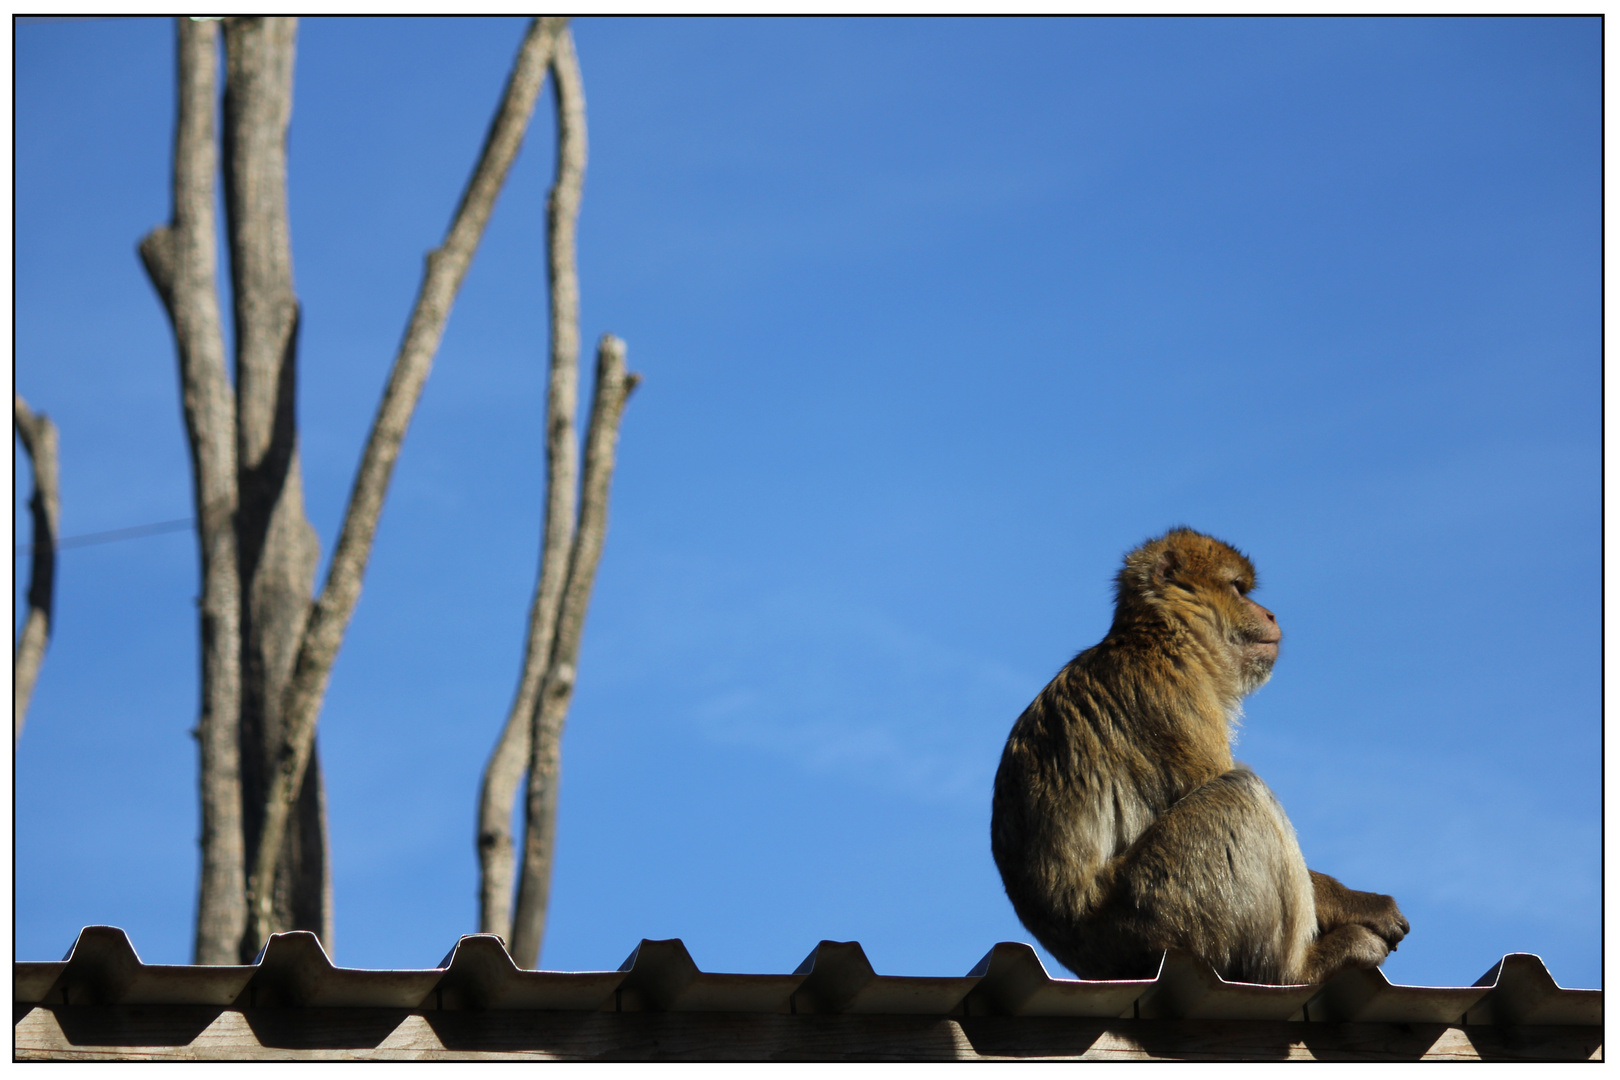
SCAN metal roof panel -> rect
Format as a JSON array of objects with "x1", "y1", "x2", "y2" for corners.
[{"x1": 13, "y1": 926, "x2": 1600, "y2": 1030}]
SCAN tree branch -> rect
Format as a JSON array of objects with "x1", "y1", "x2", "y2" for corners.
[
  {"x1": 14, "y1": 392, "x2": 59, "y2": 746},
  {"x1": 137, "y1": 16, "x2": 247, "y2": 965},
  {"x1": 478, "y1": 19, "x2": 588, "y2": 943},
  {"x1": 247, "y1": 15, "x2": 568, "y2": 950},
  {"x1": 511, "y1": 335, "x2": 639, "y2": 968}
]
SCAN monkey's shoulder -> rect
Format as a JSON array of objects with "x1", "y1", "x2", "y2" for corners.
[
  {"x1": 1000, "y1": 665, "x2": 1148, "y2": 782},
  {"x1": 1006, "y1": 649, "x2": 1140, "y2": 741}
]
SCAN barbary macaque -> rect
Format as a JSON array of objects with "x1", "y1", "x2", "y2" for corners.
[{"x1": 991, "y1": 527, "x2": 1407, "y2": 984}]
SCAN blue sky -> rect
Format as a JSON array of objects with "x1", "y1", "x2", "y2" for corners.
[{"x1": 14, "y1": 16, "x2": 1599, "y2": 990}]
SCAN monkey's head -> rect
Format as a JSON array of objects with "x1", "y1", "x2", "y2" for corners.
[{"x1": 1113, "y1": 527, "x2": 1283, "y2": 698}]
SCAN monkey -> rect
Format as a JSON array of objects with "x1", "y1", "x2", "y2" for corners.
[{"x1": 990, "y1": 527, "x2": 1407, "y2": 985}]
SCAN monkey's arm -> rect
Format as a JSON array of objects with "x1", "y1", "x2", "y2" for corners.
[{"x1": 1310, "y1": 870, "x2": 1408, "y2": 949}]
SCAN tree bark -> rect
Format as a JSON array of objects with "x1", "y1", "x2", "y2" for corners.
[
  {"x1": 218, "y1": 16, "x2": 331, "y2": 962},
  {"x1": 14, "y1": 393, "x2": 59, "y2": 746},
  {"x1": 510, "y1": 335, "x2": 639, "y2": 969},
  {"x1": 477, "y1": 21, "x2": 588, "y2": 944},
  {"x1": 137, "y1": 16, "x2": 248, "y2": 966},
  {"x1": 245, "y1": 15, "x2": 567, "y2": 954}
]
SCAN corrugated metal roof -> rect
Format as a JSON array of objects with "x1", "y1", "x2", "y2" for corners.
[{"x1": 14, "y1": 924, "x2": 1601, "y2": 1027}]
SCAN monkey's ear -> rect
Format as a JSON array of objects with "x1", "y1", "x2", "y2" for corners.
[{"x1": 1151, "y1": 547, "x2": 1180, "y2": 587}]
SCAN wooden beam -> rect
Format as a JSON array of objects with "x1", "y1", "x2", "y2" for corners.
[{"x1": 15, "y1": 1006, "x2": 1603, "y2": 1062}]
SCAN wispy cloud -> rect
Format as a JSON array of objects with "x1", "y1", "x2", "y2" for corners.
[{"x1": 603, "y1": 564, "x2": 1040, "y2": 806}]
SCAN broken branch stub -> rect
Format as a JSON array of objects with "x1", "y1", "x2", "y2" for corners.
[
  {"x1": 509, "y1": 335, "x2": 639, "y2": 969},
  {"x1": 14, "y1": 393, "x2": 60, "y2": 746}
]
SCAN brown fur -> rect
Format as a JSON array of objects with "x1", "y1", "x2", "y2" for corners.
[{"x1": 990, "y1": 527, "x2": 1407, "y2": 984}]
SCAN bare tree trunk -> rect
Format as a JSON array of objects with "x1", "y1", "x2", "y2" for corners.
[
  {"x1": 14, "y1": 393, "x2": 59, "y2": 745},
  {"x1": 510, "y1": 335, "x2": 638, "y2": 969},
  {"x1": 217, "y1": 16, "x2": 330, "y2": 962},
  {"x1": 137, "y1": 16, "x2": 247, "y2": 966},
  {"x1": 477, "y1": 22, "x2": 587, "y2": 944},
  {"x1": 245, "y1": 15, "x2": 566, "y2": 954}
]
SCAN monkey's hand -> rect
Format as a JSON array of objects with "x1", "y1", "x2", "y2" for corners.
[{"x1": 1310, "y1": 870, "x2": 1409, "y2": 950}]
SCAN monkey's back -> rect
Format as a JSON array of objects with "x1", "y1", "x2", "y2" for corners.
[
  {"x1": 992, "y1": 651, "x2": 1152, "y2": 932},
  {"x1": 991, "y1": 639, "x2": 1233, "y2": 976}
]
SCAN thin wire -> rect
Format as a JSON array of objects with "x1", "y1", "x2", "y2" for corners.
[{"x1": 14, "y1": 518, "x2": 194, "y2": 556}]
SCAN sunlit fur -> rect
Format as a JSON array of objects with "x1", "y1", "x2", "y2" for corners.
[{"x1": 991, "y1": 527, "x2": 1407, "y2": 984}]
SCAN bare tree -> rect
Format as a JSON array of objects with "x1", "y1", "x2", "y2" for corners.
[
  {"x1": 14, "y1": 393, "x2": 60, "y2": 745},
  {"x1": 475, "y1": 25, "x2": 585, "y2": 953},
  {"x1": 144, "y1": 13, "x2": 328, "y2": 964},
  {"x1": 140, "y1": 15, "x2": 579, "y2": 963},
  {"x1": 476, "y1": 31, "x2": 639, "y2": 969}
]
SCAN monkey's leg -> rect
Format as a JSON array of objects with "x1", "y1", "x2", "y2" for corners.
[
  {"x1": 1096, "y1": 767, "x2": 1321, "y2": 985},
  {"x1": 1310, "y1": 870, "x2": 1408, "y2": 948},
  {"x1": 1298, "y1": 923, "x2": 1391, "y2": 985}
]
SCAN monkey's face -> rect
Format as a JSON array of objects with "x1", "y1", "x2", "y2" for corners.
[
  {"x1": 1186, "y1": 555, "x2": 1281, "y2": 696},
  {"x1": 1118, "y1": 528, "x2": 1283, "y2": 697},
  {"x1": 1230, "y1": 586, "x2": 1281, "y2": 694}
]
